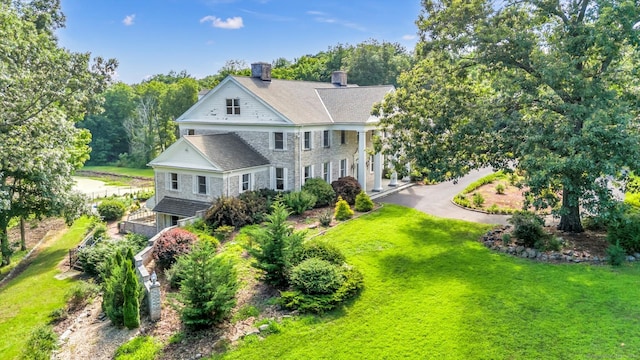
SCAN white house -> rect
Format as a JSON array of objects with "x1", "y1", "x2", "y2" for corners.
[{"x1": 148, "y1": 62, "x2": 394, "y2": 229}]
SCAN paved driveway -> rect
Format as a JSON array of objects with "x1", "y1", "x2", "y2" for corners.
[{"x1": 379, "y1": 168, "x2": 511, "y2": 225}]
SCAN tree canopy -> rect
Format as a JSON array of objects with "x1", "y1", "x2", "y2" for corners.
[
  {"x1": 375, "y1": 0, "x2": 640, "y2": 232},
  {"x1": 0, "y1": 0, "x2": 116, "y2": 264}
]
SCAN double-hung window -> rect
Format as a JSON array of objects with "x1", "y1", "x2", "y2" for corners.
[
  {"x1": 274, "y1": 132, "x2": 284, "y2": 150},
  {"x1": 275, "y1": 168, "x2": 285, "y2": 190},
  {"x1": 241, "y1": 173, "x2": 251, "y2": 192},
  {"x1": 303, "y1": 165, "x2": 312, "y2": 184},
  {"x1": 322, "y1": 162, "x2": 330, "y2": 183},
  {"x1": 323, "y1": 130, "x2": 330, "y2": 148},
  {"x1": 303, "y1": 131, "x2": 311, "y2": 150},
  {"x1": 197, "y1": 175, "x2": 207, "y2": 194},
  {"x1": 340, "y1": 130, "x2": 346, "y2": 145},
  {"x1": 170, "y1": 173, "x2": 179, "y2": 190},
  {"x1": 339, "y1": 159, "x2": 347, "y2": 178},
  {"x1": 226, "y1": 98, "x2": 240, "y2": 115}
]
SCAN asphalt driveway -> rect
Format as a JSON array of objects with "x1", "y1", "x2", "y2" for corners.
[{"x1": 379, "y1": 168, "x2": 511, "y2": 225}]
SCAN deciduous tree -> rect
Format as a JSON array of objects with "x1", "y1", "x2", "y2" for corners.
[
  {"x1": 376, "y1": 0, "x2": 640, "y2": 232},
  {"x1": 0, "y1": 1, "x2": 116, "y2": 264}
]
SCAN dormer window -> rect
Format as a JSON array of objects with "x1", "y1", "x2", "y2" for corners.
[{"x1": 226, "y1": 98, "x2": 240, "y2": 115}]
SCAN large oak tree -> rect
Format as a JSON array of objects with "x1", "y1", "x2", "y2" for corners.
[
  {"x1": 0, "y1": 0, "x2": 116, "y2": 264},
  {"x1": 376, "y1": 0, "x2": 640, "y2": 232}
]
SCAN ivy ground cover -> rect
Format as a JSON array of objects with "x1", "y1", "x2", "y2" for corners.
[{"x1": 217, "y1": 205, "x2": 640, "y2": 359}]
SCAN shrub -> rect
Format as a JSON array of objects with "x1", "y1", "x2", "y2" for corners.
[
  {"x1": 607, "y1": 213, "x2": 640, "y2": 254},
  {"x1": 239, "y1": 189, "x2": 272, "y2": 224},
  {"x1": 302, "y1": 178, "x2": 336, "y2": 207},
  {"x1": 508, "y1": 211, "x2": 547, "y2": 248},
  {"x1": 488, "y1": 204, "x2": 499, "y2": 213},
  {"x1": 292, "y1": 240, "x2": 346, "y2": 266},
  {"x1": 114, "y1": 336, "x2": 162, "y2": 360},
  {"x1": 495, "y1": 183, "x2": 506, "y2": 195},
  {"x1": 179, "y1": 242, "x2": 238, "y2": 328},
  {"x1": 354, "y1": 191, "x2": 374, "y2": 212},
  {"x1": 331, "y1": 176, "x2": 361, "y2": 205},
  {"x1": 607, "y1": 243, "x2": 627, "y2": 266},
  {"x1": 77, "y1": 234, "x2": 147, "y2": 280},
  {"x1": 472, "y1": 192, "x2": 485, "y2": 207},
  {"x1": 92, "y1": 223, "x2": 108, "y2": 241},
  {"x1": 233, "y1": 305, "x2": 260, "y2": 322},
  {"x1": 290, "y1": 258, "x2": 344, "y2": 295},
  {"x1": 318, "y1": 209, "x2": 333, "y2": 227},
  {"x1": 184, "y1": 219, "x2": 219, "y2": 245},
  {"x1": 582, "y1": 216, "x2": 608, "y2": 231},
  {"x1": 153, "y1": 228, "x2": 197, "y2": 270},
  {"x1": 205, "y1": 196, "x2": 250, "y2": 228},
  {"x1": 97, "y1": 199, "x2": 126, "y2": 221},
  {"x1": 65, "y1": 280, "x2": 100, "y2": 311},
  {"x1": 246, "y1": 202, "x2": 304, "y2": 288},
  {"x1": 213, "y1": 225, "x2": 235, "y2": 242},
  {"x1": 20, "y1": 325, "x2": 58, "y2": 360},
  {"x1": 334, "y1": 197, "x2": 354, "y2": 221},
  {"x1": 123, "y1": 262, "x2": 140, "y2": 329},
  {"x1": 280, "y1": 265, "x2": 364, "y2": 313},
  {"x1": 453, "y1": 194, "x2": 471, "y2": 207},
  {"x1": 165, "y1": 255, "x2": 188, "y2": 289},
  {"x1": 134, "y1": 189, "x2": 155, "y2": 201},
  {"x1": 283, "y1": 191, "x2": 317, "y2": 215},
  {"x1": 48, "y1": 307, "x2": 68, "y2": 324},
  {"x1": 501, "y1": 233, "x2": 511, "y2": 245}
]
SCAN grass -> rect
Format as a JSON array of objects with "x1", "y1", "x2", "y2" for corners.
[
  {"x1": 0, "y1": 217, "x2": 93, "y2": 359},
  {"x1": 115, "y1": 336, "x2": 163, "y2": 360},
  {"x1": 214, "y1": 204, "x2": 640, "y2": 359},
  {"x1": 80, "y1": 166, "x2": 154, "y2": 179}
]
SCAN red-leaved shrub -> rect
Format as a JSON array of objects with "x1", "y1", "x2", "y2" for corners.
[
  {"x1": 153, "y1": 228, "x2": 197, "y2": 269},
  {"x1": 331, "y1": 176, "x2": 361, "y2": 205}
]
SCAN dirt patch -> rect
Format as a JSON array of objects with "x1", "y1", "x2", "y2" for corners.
[{"x1": 76, "y1": 171, "x2": 153, "y2": 188}]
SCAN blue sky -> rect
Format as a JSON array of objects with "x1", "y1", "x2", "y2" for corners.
[{"x1": 57, "y1": 0, "x2": 423, "y2": 84}]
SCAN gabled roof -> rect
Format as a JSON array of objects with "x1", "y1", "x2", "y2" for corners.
[
  {"x1": 184, "y1": 133, "x2": 269, "y2": 171},
  {"x1": 148, "y1": 133, "x2": 269, "y2": 172},
  {"x1": 316, "y1": 86, "x2": 394, "y2": 123},
  {"x1": 179, "y1": 75, "x2": 394, "y2": 126},
  {"x1": 152, "y1": 196, "x2": 210, "y2": 217},
  {"x1": 231, "y1": 76, "x2": 393, "y2": 125}
]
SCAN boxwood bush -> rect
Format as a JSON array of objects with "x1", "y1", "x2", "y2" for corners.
[
  {"x1": 97, "y1": 199, "x2": 126, "y2": 221},
  {"x1": 302, "y1": 178, "x2": 336, "y2": 207}
]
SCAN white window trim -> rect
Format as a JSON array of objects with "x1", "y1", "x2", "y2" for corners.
[
  {"x1": 167, "y1": 172, "x2": 179, "y2": 191},
  {"x1": 303, "y1": 131, "x2": 312, "y2": 150},
  {"x1": 270, "y1": 131, "x2": 287, "y2": 150},
  {"x1": 340, "y1": 159, "x2": 348, "y2": 178},
  {"x1": 302, "y1": 165, "x2": 314, "y2": 185},
  {"x1": 239, "y1": 173, "x2": 252, "y2": 193},
  {"x1": 271, "y1": 166, "x2": 288, "y2": 191},
  {"x1": 194, "y1": 175, "x2": 208, "y2": 195},
  {"x1": 323, "y1": 162, "x2": 331, "y2": 183}
]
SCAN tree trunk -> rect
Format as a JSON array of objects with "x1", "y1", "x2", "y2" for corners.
[
  {"x1": 1, "y1": 217, "x2": 10, "y2": 266},
  {"x1": 20, "y1": 217, "x2": 26, "y2": 251},
  {"x1": 558, "y1": 189, "x2": 583, "y2": 233}
]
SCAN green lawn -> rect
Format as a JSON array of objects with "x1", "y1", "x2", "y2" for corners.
[
  {"x1": 0, "y1": 217, "x2": 93, "y2": 359},
  {"x1": 80, "y1": 166, "x2": 154, "y2": 179},
  {"x1": 216, "y1": 205, "x2": 640, "y2": 359}
]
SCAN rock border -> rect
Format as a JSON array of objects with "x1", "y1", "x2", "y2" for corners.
[{"x1": 481, "y1": 226, "x2": 640, "y2": 264}]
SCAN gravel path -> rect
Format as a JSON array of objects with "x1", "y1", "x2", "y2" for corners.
[{"x1": 379, "y1": 168, "x2": 511, "y2": 225}]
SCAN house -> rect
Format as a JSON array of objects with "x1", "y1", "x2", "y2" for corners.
[{"x1": 148, "y1": 62, "x2": 395, "y2": 230}]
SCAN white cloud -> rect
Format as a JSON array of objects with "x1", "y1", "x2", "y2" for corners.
[
  {"x1": 402, "y1": 34, "x2": 416, "y2": 40},
  {"x1": 200, "y1": 15, "x2": 244, "y2": 29},
  {"x1": 122, "y1": 14, "x2": 135, "y2": 26},
  {"x1": 306, "y1": 11, "x2": 365, "y2": 31}
]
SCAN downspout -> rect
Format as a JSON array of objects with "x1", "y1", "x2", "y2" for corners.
[{"x1": 297, "y1": 127, "x2": 302, "y2": 191}]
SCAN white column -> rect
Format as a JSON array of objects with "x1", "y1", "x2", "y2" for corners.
[
  {"x1": 358, "y1": 131, "x2": 367, "y2": 192},
  {"x1": 372, "y1": 132, "x2": 383, "y2": 192}
]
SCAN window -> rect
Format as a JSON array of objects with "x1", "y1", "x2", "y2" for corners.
[
  {"x1": 170, "y1": 216, "x2": 179, "y2": 227},
  {"x1": 187, "y1": 129, "x2": 195, "y2": 135},
  {"x1": 275, "y1": 167, "x2": 285, "y2": 190},
  {"x1": 226, "y1": 98, "x2": 240, "y2": 115},
  {"x1": 341, "y1": 130, "x2": 346, "y2": 145},
  {"x1": 370, "y1": 155, "x2": 375, "y2": 172},
  {"x1": 274, "y1": 132, "x2": 284, "y2": 150},
  {"x1": 303, "y1": 131, "x2": 311, "y2": 150},
  {"x1": 323, "y1": 130, "x2": 330, "y2": 148},
  {"x1": 197, "y1": 175, "x2": 207, "y2": 194},
  {"x1": 170, "y1": 173, "x2": 178, "y2": 190},
  {"x1": 303, "y1": 165, "x2": 312, "y2": 184},
  {"x1": 340, "y1": 159, "x2": 347, "y2": 178},
  {"x1": 322, "y1": 162, "x2": 330, "y2": 183},
  {"x1": 241, "y1": 173, "x2": 251, "y2": 192}
]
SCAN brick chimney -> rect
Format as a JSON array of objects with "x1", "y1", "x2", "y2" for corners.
[
  {"x1": 331, "y1": 71, "x2": 347, "y2": 87},
  {"x1": 251, "y1": 62, "x2": 271, "y2": 82}
]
